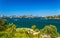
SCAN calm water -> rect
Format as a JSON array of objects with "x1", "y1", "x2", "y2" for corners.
[{"x1": 1, "y1": 18, "x2": 60, "y2": 33}]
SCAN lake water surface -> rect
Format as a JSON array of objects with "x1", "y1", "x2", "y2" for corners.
[{"x1": 2, "y1": 18, "x2": 60, "y2": 33}]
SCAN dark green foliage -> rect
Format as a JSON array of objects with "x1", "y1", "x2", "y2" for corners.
[
  {"x1": 0, "y1": 19, "x2": 7, "y2": 31},
  {"x1": 31, "y1": 25, "x2": 36, "y2": 30},
  {"x1": 0, "y1": 19, "x2": 7, "y2": 25}
]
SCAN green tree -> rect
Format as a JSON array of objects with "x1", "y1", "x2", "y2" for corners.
[
  {"x1": 31, "y1": 25, "x2": 36, "y2": 30},
  {"x1": 41, "y1": 25, "x2": 59, "y2": 38},
  {"x1": 0, "y1": 19, "x2": 7, "y2": 31},
  {"x1": 6, "y1": 23, "x2": 16, "y2": 38}
]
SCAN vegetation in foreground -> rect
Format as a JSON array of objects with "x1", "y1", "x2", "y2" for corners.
[{"x1": 0, "y1": 19, "x2": 60, "y2": 38}]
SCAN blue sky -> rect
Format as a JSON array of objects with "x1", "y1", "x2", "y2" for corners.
[{"x1": 0, "y1": 0, "x2": 60, "y2": 16}]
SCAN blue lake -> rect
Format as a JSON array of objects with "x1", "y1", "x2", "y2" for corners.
[{"x1": 1, "y1": 18, "x2": 60, "y2": 33}]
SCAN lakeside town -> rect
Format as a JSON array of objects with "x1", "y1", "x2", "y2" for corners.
[
  {"x1": 0, "y1": 15, "x2": 60, "y2": 19},
  {"x1": 0, "y1": 15, "x2": 41, "y2": 18}
]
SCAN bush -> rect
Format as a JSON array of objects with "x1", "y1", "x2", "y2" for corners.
[
  {"x1": 40, "y1": 25, "x2": 59, "y2": 38},
  {"x1": 0, "y1": 19, "x2": 7, "y2": 31}
]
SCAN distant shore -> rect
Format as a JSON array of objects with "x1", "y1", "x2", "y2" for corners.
[{"x1": 0, "y1": 15, "x2": 60, "y2": 19}]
